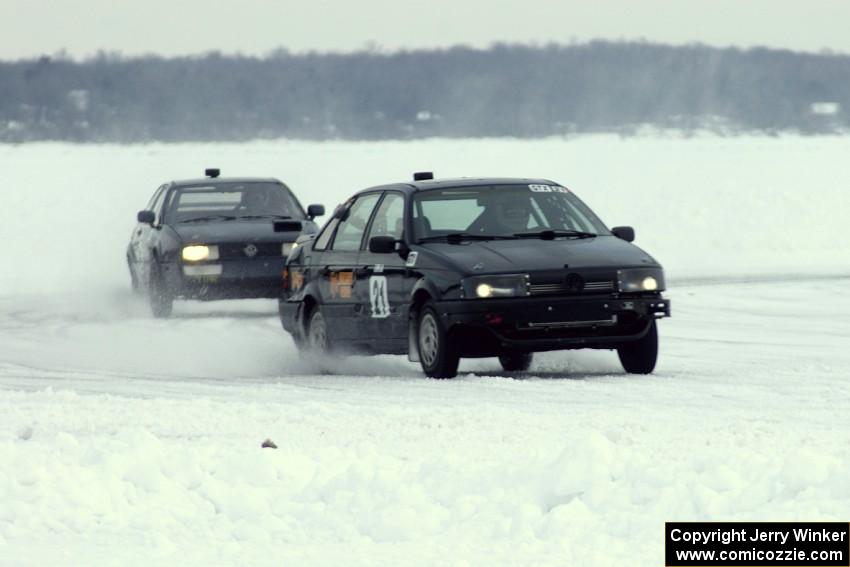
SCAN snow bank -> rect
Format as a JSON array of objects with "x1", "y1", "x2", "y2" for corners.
[{"x1": 2, "y1": 361, "x2": 849, "y2": 566}]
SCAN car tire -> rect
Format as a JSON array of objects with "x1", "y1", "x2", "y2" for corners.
[
  {"x1": 498, "y1": 352, "x2": 533, "y2": 372},
  {"x1": 306, "y1": 307, "x2": 329, "y2": 352},
  {"x1": 617, "y1": 319, "x2": 658, "y2": 374},
  {"x1": 149, "y1": 263, "x2": 174, "y2": 319},
  {"x1": 417, "y1": 304, "x2": 459, "y2": 379},
  {"x1": 128, "y1": 257, "x2": 140, "y2": 295}
]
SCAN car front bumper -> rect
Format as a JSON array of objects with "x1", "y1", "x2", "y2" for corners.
[
  {"x1": 279, "y1": 299, "x2": 302, "y2": 336},
  {"x1": 435, "y1": 293, "x2": 670, "y2": 355},
  {"x1": 176, "y1": 258, "x2": 286, "y2": 300}
]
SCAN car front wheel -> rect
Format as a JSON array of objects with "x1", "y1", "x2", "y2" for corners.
[
  {"x1": 149, "y1": 263, "x2": 174, "y2": 319},
  {"x1": 417, "y1": 304, "x2": 459, "y2": 379},
  {"x1": 306, "y1": 307, "x2": 328, "y2": 352},
  {"x1": 617, "y1": 319, "x2": 658, "y2": 374},
  {"x1": 128, "y1": 257, "x2": 140, "y2": 295}
]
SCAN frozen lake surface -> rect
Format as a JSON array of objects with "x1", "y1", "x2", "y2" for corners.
[{"x1": 0, "y1": 136, "x2": 848, "y2": 565}]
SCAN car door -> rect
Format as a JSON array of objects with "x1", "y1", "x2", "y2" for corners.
[
  {"x1": 355, "y1": 191, "x2": 411, "y2": 343},
  {"x1": 131, "y1": 184, "x2": 167, "y2": 283},
  {"x1": 316, "y1": 192, "x2": 382, "y2": 341}
]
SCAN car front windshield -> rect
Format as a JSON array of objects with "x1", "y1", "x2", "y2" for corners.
[
  {"x1": 411, "y1": 184, "x2": 610, "y2": 241},
  {"x1": 163, "y1": 182, "x2": 304, "y2": 224}
]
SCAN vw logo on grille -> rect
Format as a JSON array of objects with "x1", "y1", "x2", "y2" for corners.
[
  {"x1": 243, "y1": 243, "x2": 259, "y2": 257},
  {"x1": 564, "y1": 272, "x2": 585, "y2": 293}
]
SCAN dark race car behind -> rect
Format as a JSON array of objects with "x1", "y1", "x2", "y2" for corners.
[{"x1": 128, "y1": 169, "x2": 324, "y2": 317}]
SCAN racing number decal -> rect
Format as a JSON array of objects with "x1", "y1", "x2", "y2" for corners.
[
  {"x1": 329, "y1": 271, "x2": 354, "y2": 299},
  {"x1": 528, "y1": 184, "x2": 569, "y2": 193},
  {"x1": 369, "y1": 275, "x2": 390, "y2": 318}
]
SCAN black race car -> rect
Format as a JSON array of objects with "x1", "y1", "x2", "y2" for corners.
[
  {"x1": 128, "y1": 169, "x2": 324, "y2": 317},
  {"x1": 279, "y1": 173, "x2": 670, "y2": 378}
]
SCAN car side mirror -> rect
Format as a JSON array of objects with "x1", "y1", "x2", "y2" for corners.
[
  {"x1": 307, "y1": 204, "x2": 325, "y2": 220},
  {"x1": 611, "y1": 226, "x2": 635, "y2": 242},
  {"x1": 369, "y1": 235, "x2": 397, "y2": 254},
  {"x1": 137, "y1": 210, "x2": 155, "y2": 225}
]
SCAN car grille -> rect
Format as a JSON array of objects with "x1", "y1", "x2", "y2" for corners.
[
  {"x1": 529, "y1": 280, "x2": 615, "y2": 296},
  {"x1": 218, "y1": 242, "x2": 283, "y2": 259}
]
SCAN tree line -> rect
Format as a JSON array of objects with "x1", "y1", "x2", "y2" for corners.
[{"x1": 0, "y1": 41, "x2": 848, "y2": 142}]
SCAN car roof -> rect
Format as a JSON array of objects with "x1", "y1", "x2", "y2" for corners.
[
  {"x1": 355, "y1": 177, "x2": 559, "y2": 196},
  {"x1": 170, "y1": 177, "x2": 286, "y2": 188}
]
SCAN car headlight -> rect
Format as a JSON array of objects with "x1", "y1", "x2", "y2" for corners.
[
  {"x1": 462, "y1": 274, "x2": 529, "y2": 299},
  {"x1": 282, "y1": 242, "x2": 297, "y2": 256},
  {"x1": 618, "y1": 268, "x2": 665, "y2": 292},
  {"x1": 182, "y1": 244, "x2": 219, "y2": 262}
]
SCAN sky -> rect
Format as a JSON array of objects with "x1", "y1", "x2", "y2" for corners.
[{"x1": 2, "y1": 0, "x2": 850, "y2": 60}]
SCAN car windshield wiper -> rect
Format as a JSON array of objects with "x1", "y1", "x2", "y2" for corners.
[
  {"x1": 417, "y1": 233, "x2": 519, "y2": 244},
  {"x1": 234, "y1": 214, "x2": 293, "y2": 220},
  {"x1": 514, "y1": 229, "x2": 598, "y2": 240},
  {"x1": 178, "y1": 215, "x2": 238, "y2": 223}
]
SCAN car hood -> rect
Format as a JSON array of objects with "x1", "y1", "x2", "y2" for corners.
[
  {"x1": 173, "y1": 220, "x2": 301, "y2": 244},
  {"x1": 422, "y1": 235, "x2": 660, "y2": 274}
]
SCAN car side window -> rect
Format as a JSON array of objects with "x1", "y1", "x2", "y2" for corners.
[
  {"x1": 313, "y1": 217, "x2": 340, "y2": 251},
  {"x1": 145, "y1": 186, "x2": 163, "y2": 209},
  {"x1": 330, "y1": 193, "x2": 381, "y2": 252},
  {"x1": 154, "y1": 187, "x2": 173, "y2": 224},
  {"x1": 145, "y1": 186, "x2": 170, "y2": 224},
  {"x1": 366, "y1": 193, "x2": 405, "y2": 241}
]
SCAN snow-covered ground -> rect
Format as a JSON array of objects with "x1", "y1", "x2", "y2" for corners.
[{"x1": 0, "y1": 136, "x2": 849, "y2": 565}]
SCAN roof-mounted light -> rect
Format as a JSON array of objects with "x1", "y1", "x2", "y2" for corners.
[
  {"x1": 205, "y1": 168, "x2": 220, "y2": 178},
  {"x1": 413, "y1": 171, "x2": 434, "y2": 181}
]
